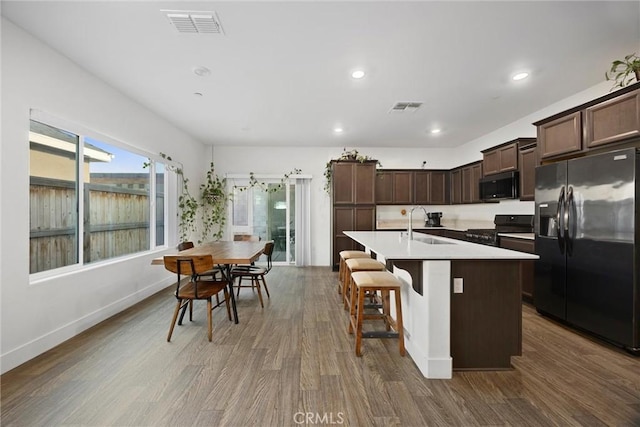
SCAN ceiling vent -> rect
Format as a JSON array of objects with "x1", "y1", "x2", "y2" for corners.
[
  {"x1": 162, "y1": 10, "x2": 224, "y2": 35},
  {"x1": 389, "y1": 102, "x2": 423, "y2": 113}
]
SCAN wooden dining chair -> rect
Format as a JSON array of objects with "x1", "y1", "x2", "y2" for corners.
[
  {"x1": 231, "y1": 241, "x2": 274, "y2": 308},
  {"x1": 178, "y1": 241, "x2": 223, "y2": 279},
  {"x1": 163, "y1": 255, "x2": 232, "y2": 342}
]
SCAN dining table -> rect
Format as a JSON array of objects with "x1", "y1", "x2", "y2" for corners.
[{"x1": 152, "y1": 241, "x2": 265, "y2": 324}]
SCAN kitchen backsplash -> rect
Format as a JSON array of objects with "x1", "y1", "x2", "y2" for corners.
[{"x1": 377, "y1": 200, "x2": 534, "y2": 230}]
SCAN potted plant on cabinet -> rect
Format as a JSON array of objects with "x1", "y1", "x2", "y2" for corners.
[{"x1": 605, "y1": 52, "x2": 640, "y2": 91}]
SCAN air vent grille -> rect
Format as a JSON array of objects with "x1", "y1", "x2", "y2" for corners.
[
  {"x1": 389, "y1": 102, "x2": 423, "y2": 113},
  {"x1": 162, "y1": 10, "x2": 224, "y2": 34}
]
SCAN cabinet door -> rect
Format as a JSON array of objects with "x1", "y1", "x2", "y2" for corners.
[
  {"x1": 483, "y1": 150, "x2": 500, "y2": 176},
  {"x1": 538, "y1": 111, "x2": 582, "y2": 159},
  {"x1": 393, "y1": 171, "x2": 414, "y2": 204},
  {"x1": 451, "y1": 169, "x2": 462, "y2": 204},
  {"x1": 519, "y1": 147, "x2": 536, "y2": 201},
  {"x1": 462, "y1": 167, "x2": 473, "y2": 204},
  {"x1": 375, "y1": 171, "x2": 394, "y2": 204},
  {"x1": 333, "y1": 206, "x2": 355, "y2": 268},
  {"x1": 430, "y1": 171, "x2": 448, "y2": 204},
  {"x1": 354, "y1": 163, "x2": 376, "y2": 204},
  {"x1": 354, "y1": 206, "x2": 375, "y2": 231},
  {"x1": 414, "y1": 171, "x2": 430, "y2": 205},
  {"x1": 499, "y1": 143, "x2": 518, "y2": 172},
  {"x1": 332, "y1": 162, "x2": 354, "y2": 204},
  {"x1": 585, "y1": 89, "x2": 640, "y2": 148},
  {"x1": 471, "y1": 163, "x2": 483, "y2": 203}
]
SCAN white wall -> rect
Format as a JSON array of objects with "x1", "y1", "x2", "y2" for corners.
[{"x1": 0, "y1": 19, "x2": 209, "y2": 374}]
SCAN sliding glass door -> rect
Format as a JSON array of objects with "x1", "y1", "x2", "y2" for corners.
[{"x1": 231, "y1": 180, "x2": 295, "y2": 264}]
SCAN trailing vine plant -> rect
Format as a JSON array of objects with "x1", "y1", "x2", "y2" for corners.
[
  {"x1": 236, "y1": 169, "x2": 303, "y2": 193},
  {"x1": 148, "y1": 153, "x2": 301, "y2": 243},
  {"x1": 199, "y1": 163, "x2": 228, "y2": 243},
  {"x1": 324, "y1": 148, "x2": 381, "y2": 194}
]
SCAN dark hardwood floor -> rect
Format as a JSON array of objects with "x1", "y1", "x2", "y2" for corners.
[{"x1": 2, "y1": 266, "x2": 639, "y2": 426}]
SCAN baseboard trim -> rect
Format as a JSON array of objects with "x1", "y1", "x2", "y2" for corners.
[{"x1": 0, "y1": 277, "x2": 173, "y2": 374}]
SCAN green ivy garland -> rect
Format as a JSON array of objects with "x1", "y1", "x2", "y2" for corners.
[{"x1": 150, "y1": 153, "x2": 301, "y2": 243}]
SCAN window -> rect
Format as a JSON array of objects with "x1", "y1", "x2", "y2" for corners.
[{"x1": 29, "y1": 114, "x2": 168, "y2": 274}]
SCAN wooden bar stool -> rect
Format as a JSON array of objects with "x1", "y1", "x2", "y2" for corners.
[
  {"x1": 343, "y1": 258, "x2": 386, "y2": 310},
  {"x1": 348, "y1": 271, "x2": 405, "y2": 357},
  {"x1": 338, "y1": 250, "x2": 370, "y2": 295}
]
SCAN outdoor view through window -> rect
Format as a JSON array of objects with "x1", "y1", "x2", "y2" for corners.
[{"x1": 29, "y1": 118, "x2": 165, "y2": 274}]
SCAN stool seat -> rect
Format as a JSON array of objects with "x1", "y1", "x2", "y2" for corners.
[
  {"x1": 350, "y1": 271, "x2": 402, "y2": 288},
  {"x1": 349, "y1": 271, "x2": 405, "y2": 357},
  {"x1": 345, "y1": 258, "x2": 385, "y2": 271},
  {"x1": 339, "y1": 250, "x2": 369, "y2": 259},
  {"x1": 342, "y1": 258, "x2": 386, "y2": 309},
  {"x1": 338, "y1": 251, "x2": 370, "y2": 295}
]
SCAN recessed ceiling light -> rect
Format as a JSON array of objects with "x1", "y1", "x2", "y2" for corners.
[
  {"x1": 430, "y1": 128, "x2": 441, "y2": 134},
  {"x1": 351, "y1": 70, "x2": 365, "y2": 79},
  {"x1": 512, "y1": 72, "x2": 529, "y2": 81},
  {"x1": 334, "y1": 127, "x2": 344, "y2": 133},
  {"x1": 192, "y1": 66, "x2": 211, "y2": 77}
]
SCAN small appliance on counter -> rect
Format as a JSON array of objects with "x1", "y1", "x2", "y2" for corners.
[{"x1": 425, "y1": 212, "x2": 443, "y2": 227}]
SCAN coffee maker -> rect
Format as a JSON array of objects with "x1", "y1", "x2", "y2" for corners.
[{"x1": 426, "y1": 212, "x2": 443, "y2": 227}]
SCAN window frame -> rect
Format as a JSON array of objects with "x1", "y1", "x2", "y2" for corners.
[{"x1": 29, "y1": 110, "x2": 174, "y2": 281}]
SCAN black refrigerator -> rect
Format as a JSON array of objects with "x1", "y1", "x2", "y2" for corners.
[{"x1": 534, "y1": 147, "x2": 639, "y2": 351}]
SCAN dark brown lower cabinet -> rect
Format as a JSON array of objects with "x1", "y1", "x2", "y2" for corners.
[
  {"x1": 450, "y1": 260, "x2": 522, "y2": 370},
  {"x1": 332, "y1": 206, "x2": 375, "y2": 270},
  {"x1": 499, "y1": 236, "x2": 535, "y2": 302}
]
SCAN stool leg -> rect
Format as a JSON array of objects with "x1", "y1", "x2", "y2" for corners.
[
  {"x1": 394, "y1": 289, "x2": 405, "y2": 356},
  {"x1": 382, "y1": 289, "x2": 391, "y2": 331},
  {"x1": 355, "y1": 286, "x2": 366, "y2": 356},
  {"x1": 343, "y1": 269, "x2": 352, "y2": 310},
  {"x1": 338, "y1": 258, "x2": 344, "y2": 294},
  {"x1": 348, "y1": 279, "x2": 358, "y2": 334}
]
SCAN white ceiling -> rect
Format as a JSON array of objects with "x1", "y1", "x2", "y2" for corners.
[{"x1": 2, "y1": 1, "x2": 639, "y2": 148}]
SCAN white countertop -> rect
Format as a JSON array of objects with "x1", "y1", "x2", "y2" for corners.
[{"x1": 344, "y1": 231, "x2": 538, "y2": 260}]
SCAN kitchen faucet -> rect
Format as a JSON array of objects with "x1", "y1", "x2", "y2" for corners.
[{"x1": 408, "y1": 206, "x2": 428, "y2": 240}]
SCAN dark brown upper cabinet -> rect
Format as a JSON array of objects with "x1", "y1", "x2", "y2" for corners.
[
  {"x1": 535, "y1": 82, "x2": 640, "y2": 161},
  {"x1": 457, "y1": 161, "x2": 482, "y2": 204},
  {"x1": 450, "y1": 168, "x2": 462, "y2": 205},
  {"x1": 375, "y1": 170, "x2": 413, "y2": 205},
  {"x1": 332, "y1": 161, "x2": 376, "y2": 205},
  {"x1": 518, "y1": 139, "x2": 537, "y2": 201},
  {"x1": 537, "y1": 112, "x2": 582, "y2": 160},
  {"x1": 482, "y1": 141, "x2": 518, "y2": 176},
  {"x1": 414, "y1": 170, "x2": 449, "y2": 205},
  {"x1": 585, "y1": 89, "x2": 640, "y2": 149}
]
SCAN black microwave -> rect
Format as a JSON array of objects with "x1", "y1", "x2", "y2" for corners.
[{"x1": 479, "y1": 171, "x2": 519, "y2": 201}]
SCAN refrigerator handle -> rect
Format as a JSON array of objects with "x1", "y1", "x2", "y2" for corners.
[
  {"x1": 566, "y1": 186, "x2": 574, "y2": 256},
  {"x1": 556, "y1": 186, "x2": 566, "y2": 254}
]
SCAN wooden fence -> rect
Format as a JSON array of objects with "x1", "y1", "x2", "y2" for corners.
[{"x1": 29, "y1": 177, "x2": 164, "y2": 273}]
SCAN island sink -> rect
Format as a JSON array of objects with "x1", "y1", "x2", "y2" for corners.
[{"x1": 412, "y1": 235, "x2": 456, "y2": 245}]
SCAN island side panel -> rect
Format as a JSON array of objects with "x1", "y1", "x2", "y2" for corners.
[
  {"x1": 450, "y1": 260, "x2": 522, "y2": 370},
  {"x1": 389, "y1": 259, "x2": 453, "y2": 379}
]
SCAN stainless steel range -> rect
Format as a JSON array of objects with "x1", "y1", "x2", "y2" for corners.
[{"x1": 465, "y1": 214, "x2": 534, "y2": 246}]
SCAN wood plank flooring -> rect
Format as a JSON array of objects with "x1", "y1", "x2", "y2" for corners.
[{"x1": 2, "y1": 266, "x2": 639, "y2": 426}]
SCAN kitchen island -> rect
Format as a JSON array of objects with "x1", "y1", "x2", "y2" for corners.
[{"x1": 344, "y1": 230, "x2": 538, "y2": 379}]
